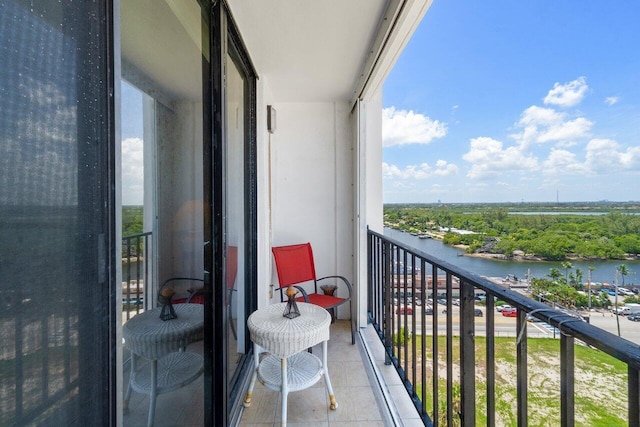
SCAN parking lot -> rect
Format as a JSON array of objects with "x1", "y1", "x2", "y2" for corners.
[{"x1": 394, "y1": 302, "x2": 640, "y2": 344}]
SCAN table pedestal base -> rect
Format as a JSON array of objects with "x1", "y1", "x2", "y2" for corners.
[
  {"x1": 243, "y1": 341, "x2": 337, "y2": 427},
  {"x1": 124, "y1": 351, "x2": 203, "y2": 427}
]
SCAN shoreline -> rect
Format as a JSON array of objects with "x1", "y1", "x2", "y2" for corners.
[
  {"x1": 459, "y1": 250, "x2": 640, "y2": 263},
  {"x1": 388, "y1": 226, "x2": 639, "y2": 263}
]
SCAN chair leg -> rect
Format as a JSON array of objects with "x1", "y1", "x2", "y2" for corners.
[
  {"x1": 350, "y1": 302, "x2": 356, "y2": 345},
  {"x1": 280, "y1": 357, "x2": 288, "y2": 426},
  {"x1": 243, "y1": 344, "x2": 260, "y2": 407},
  {"x1": 322, "y1": 341, "x2": 338, "y2": 410},
  {"x1": 147, "y1": 360, "x2": 158, "y2": 427}
]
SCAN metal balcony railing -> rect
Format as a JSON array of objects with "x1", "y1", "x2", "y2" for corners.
[
  {"x1": 367, "y1": 228, "x2": 640, "y2": 426},
  {"x1": 122, "y1": 231, "x2": 152, "y2": 320}
]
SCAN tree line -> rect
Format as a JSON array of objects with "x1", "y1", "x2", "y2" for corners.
[{"x1": 384, "y1": 204, "x2": 640, "y2": 261}]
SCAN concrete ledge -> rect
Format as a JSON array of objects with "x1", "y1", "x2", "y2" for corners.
[{"x1": 357, "y1": 324, "x2": 424, "y2": 426}]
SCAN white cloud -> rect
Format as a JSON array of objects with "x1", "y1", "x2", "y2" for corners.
[
  {"x1": 122, "y1": 138, "x2": 144, "y2": 205},
  {"x1": 512, "y1": 105, "x2": 592, "y2": 148},
  {"x1": 382, "y1": 107, "x2": 447, "y2": 147},
  {"x1": 537, "y1": 139, "x2": 640, "y2": 176},
  {"x1": 542, "y1": 149, "x2": 584, "y2": 174},
  {"x1": 543, "y1": 76, "x2": 588, "y2": 107},
  {"x1": 463, "y1": 137, "x2": 538, "y2": 179},
  {"x1": 382, "y1": 160, "x2": 458, "y2": 180},
  {"x1": 605, "y1": 96, "x2": 620, "y2": 106},
  {"x1": 584, "y1": 138, "x2": 640, "y2": 173}
]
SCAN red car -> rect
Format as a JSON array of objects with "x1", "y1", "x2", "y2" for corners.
[
  {"x1": 396, "y1": 306, "x2": 414, "y2": 315},
  {"x1": 502, "y1": 307, "x2": 517, "y2": 317}
]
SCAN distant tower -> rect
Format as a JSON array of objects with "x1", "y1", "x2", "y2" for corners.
[{"x1": 556, "y1": 190, "x2": 559, "y2": 204}]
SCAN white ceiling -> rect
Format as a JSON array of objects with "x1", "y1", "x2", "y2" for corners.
[
  {"x1": 228, "y1": 0, "x2": 389, "y2": 103},
  {"x1": 120, "y1": 0, "x2": 203, "y2": 103},
  {"x1": 120, "y1": 0, "x2": 389, "y2": 104}
]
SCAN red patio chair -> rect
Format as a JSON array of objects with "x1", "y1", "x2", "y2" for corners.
[
  {"x1": 272, "y1": 242, "x2": 355, "y2": 344},
  {"x1": 168, "y1": 246, "x2": 238, "y2": 338}
]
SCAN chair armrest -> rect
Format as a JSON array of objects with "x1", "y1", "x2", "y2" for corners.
[
  {"x1": 295, "y1": 285, "x2": 311, "y2": 302},
  {"x1": 317, "y1": 275, "x2": 353, "y2": 297}
]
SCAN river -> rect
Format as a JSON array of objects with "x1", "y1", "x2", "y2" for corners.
[{"x1": 384, "y1": 227, "x2": 640, "y2": 286}]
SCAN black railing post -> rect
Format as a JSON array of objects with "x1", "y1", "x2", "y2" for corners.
[
  {"x1": 367, "y1": 228, "x2": 372, "y2": 322},
  {"x1": 486, "y1": 292, "x2": 496, "y2": 427},
  {"x1": 560, "y1": 334, "x2": 575, "y2": 427},
  {"x1": 516, "y1": 309, "x2": 528, "y2": 427},
  {"x1": 459, "y1": 280, "x2": 475, "y2": 426},
  {"x1": 446, "y1": 273, "x2": 454, "y2": 426},
  {"x1": 629, "y1": 366, "x2": 639, "y2": 427},
  {"x1": 431, "y1": 263, "x2": 439, "y2": 425},
  {"x1": 383, "y1": 238, "x2": 392, "y2": 365}
]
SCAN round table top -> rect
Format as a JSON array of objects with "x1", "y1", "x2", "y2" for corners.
[
  {"x1": 123, "y1": 303, "x2": 204, "y2": 360},
  {"x1": 247, "y1": 302, "x2": 331, "y2": 358}
]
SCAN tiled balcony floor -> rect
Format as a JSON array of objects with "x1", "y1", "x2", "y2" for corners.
[
  {"x1": 239, "y1": 320, "x2": 385, "y2": 427},
  {"x1": 122, "y1": 320, "x2": 422, "y2": 426}
]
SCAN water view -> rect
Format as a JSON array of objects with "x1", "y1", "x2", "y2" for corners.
[{"x1": 385, "y1": 227, "x2": 640, "y2": 286}]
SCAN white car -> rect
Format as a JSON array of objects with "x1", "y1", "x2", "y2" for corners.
[{"x1": 496, "y1": 305, "x2": 513, "y2": 312}]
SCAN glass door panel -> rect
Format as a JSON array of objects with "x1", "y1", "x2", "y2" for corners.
[
  {"x1": 120, "y1": 0, "x2": 207, "y2": 424},
  {"x1": 225, "y1": 51, "x2": 246, "y2": 384},
  {"x1": 0, "y1": 1, "x2": 112, "y2": 424}
]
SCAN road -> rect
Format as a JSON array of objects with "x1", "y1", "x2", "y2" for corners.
[{"x1": 393, "y1": 305, "x2": 640, "y2": 344}]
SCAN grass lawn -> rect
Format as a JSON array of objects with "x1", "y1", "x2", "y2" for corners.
[{"x1": 398, "y1": 335, "x2": 628, "y2": 426}]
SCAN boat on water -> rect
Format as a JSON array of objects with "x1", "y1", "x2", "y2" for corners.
[{"x1": 418, "y1": 234, "x2": 431, "y2": 239}]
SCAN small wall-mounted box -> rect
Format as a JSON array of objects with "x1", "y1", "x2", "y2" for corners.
[{"x1": 267, "y1": 105, "x2": 276, "y2": 134}]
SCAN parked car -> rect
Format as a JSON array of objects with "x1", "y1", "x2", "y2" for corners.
[
  {"x1": 502, "y1": 307, "x2": 517, "y2": 317},
  {"x1": 474, "y1": 308, "x2": 483, "y2": 317},
  {"x1": 424, "y1": 307, "x2": 434, "y2": 315},
  {"x1": 396, "y1": 306, "x2": 413, "y2": 315},
  {"x1": 496, "y1": 305, "x2": 513, "y2": 312},
  {"x1": 628, "y1": 313, "x2": 640, "y2": 322},
  {"x1": 618, "y1": 287, "x2": 635, "y2": 296}
]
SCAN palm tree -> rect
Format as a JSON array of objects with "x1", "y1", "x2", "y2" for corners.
[
  {"x1": 561, "y1": 261, "x2": 573, "y2": 284},
  {"x1": 617, "y1": 264, "x2": 630, "y2": 287},
  {"x1": 574, "y1": 268, "x2": 583, "y2": 288},
  {"x1": 548, "y1": 268, "x2": 562, "y2": 282},
  {"x1": 588, "y1": 266, "x2": 595, "y2": 314},
  {"x1": 614, "y1": 265, "x2": 631, "y2": 338}
]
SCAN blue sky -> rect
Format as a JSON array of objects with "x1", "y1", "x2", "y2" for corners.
[
  {"x1": 121, "y1": 81, "x2": 144, "y2": 205},
  {"x1": 382, "y1": 1, "x2": 640, "y2": 203}
]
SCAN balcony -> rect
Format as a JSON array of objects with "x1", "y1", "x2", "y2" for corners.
[
  {"x1": 364, "y1": 229, "x2": 640, "y2": 426},
  {"x1": 119, "y1": 229, "x2": 640, "y2": 426}
]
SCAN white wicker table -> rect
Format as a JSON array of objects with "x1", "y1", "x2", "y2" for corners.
[
  {"x1": 243, "y1": 302, "x2": 336, "y2": 427},
  {"x1": 123, "y1": 303, "x2": 204, "y2": 427}
]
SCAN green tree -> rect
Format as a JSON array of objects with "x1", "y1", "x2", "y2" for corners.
[
  {"x1": 561, "y1": 261, "x2": 573, "y2": 283},
  {"x1": 548, "y1": 268, "x2": 562, "y2": 282},
  {"x1": 617, "y1": 264, "x2": 630, "y2": 287}
]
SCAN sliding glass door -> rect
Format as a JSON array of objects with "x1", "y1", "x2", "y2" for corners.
[
  {"x1": 120, "y1": 0, "x2": 208, "y2": 424},
  {"x1": 0, "y1": 1, "x2": 114, "y2": 424},
  {"x1": 206, "y1": 3, "x2": 257, "y2": 425}
]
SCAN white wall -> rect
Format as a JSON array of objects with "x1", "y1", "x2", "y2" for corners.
[
  {"x1": 354, "y1": 89, "x2": 384, "y2": 326},
  {"x1": 256, "y1": 76, "x2": 274, "y2": 307},
  {"x1": 156, "y1": 100, "x2": 204, "y2": 282},
  {"x1": 268, "y1": 102, "x2": 355, "y2": 318},
  {"x1": 364, "y1": 90, "x2": 384, "y2": 234}
]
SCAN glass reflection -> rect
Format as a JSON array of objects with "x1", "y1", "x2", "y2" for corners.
[
  {"x1": 225, "y1": 51, "x2": 246, "y2": 383},
  {"x1": 120, "y1": 0, "x2": 206, "y2": 424}
]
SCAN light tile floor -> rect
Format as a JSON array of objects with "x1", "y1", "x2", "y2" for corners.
[
  {"x1": 238, "y1": 320, "x2": 386, "y2": 427},
  {"x1": 122, "y1": 320, "x2": 422, "y2": 426}
]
